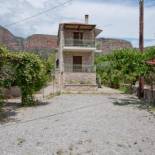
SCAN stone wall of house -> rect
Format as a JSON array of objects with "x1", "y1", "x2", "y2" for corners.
[
  {"x1": 63, "y1": 51, "x2": 93, "y2": 65},
  {"x1": 64, "y1": 72, "x2": 96, "y2": 85}
]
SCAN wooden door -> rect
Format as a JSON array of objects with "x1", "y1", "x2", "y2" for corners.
[{"x1": 73, "y1": 56, "x2": 82, "y2": 72}]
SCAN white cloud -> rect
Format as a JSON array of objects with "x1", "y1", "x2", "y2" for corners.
[{"x1": 25, "y1": 0, "x2": 47, "y2": 8}]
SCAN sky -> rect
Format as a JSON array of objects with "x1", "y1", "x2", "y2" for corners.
[{"x1": 0, "y1": 0, "x2": 155, "y2": 47}]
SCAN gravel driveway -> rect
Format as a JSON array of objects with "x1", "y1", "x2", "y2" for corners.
[{"x1": 0, "y1": 93, "x2": 155, "y2": 155}]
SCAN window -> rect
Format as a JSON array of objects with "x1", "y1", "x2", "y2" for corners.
[{"x1": 73, "y1": 32, "x2": 83, "y2": 46}]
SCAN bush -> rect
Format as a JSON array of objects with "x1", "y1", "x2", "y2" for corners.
[
  {"x1": 13, "y1": 52, "x2": 48, "y2": 105},
  {"x1": 95, "y1": 48, "x2": 155, "y2": 89},
  {"x1": 0, "y1": 47, "x2": 49, "y2": 106},
  {"x1": 0, "y1": 46, "x2": 8, "y2": 108}
]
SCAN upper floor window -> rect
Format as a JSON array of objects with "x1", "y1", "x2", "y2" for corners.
[
  {"x1": 73, "y1": 32, "x2": 83, "y2": 40},
  {"x1": 73, "y1": 32, "x2": 83, "y2": 46}
]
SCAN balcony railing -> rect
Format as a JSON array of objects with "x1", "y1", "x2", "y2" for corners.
[
  {"x1": 64, "y1": 64, "x2": 96, "y2": 73},
  {"x1": 64, "y1": 39, "x2": 95, "y2": 48}
]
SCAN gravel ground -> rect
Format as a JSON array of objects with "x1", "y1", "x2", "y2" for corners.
[{"x1": 0, "y1": 93, "x2": 155, "y2": 155}]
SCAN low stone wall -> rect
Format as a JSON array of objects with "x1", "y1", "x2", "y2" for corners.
[
  {"x1": 134, "y1": 84, "x2": 155, "y2": 102},
  {"x1": 144, "y1": 88, "x2": 155, "y2": 102},
  {"x1": 3, "y1": 86, "x2": 21, "y2": 98},
  {"x1": 64, "y1": 84, "x2": 97, "y2": 91},
  {"x1": 64, "y1": 72, "x2": 96, "y2": 85}
]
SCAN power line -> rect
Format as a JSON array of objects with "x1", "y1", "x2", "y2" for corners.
[{"x1": 4, "y1": 0, "x2": 74, "y2": 28}]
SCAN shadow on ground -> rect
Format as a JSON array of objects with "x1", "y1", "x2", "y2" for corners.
[
  {"x1": 111, "y1": 96, "x2": 151, "y2": 110},
  {"x1": 0, "y1": 102, "x2": 19, "y2": 123},
  {"x1": 0, "y1": 100, "x2": 50, "y2": 124}
]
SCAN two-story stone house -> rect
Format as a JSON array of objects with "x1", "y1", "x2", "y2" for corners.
[{"x1": 56, "y1": 15, "x2": 102, "y2": 91}]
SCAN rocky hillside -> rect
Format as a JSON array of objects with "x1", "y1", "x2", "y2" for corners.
[
  {"x1": 0, "y1": 26, "x2": 57, "y2": 57},
  {"x1": 24, "y1": 34, "x2": 57, "y2": 57},
  {"x1": 0, "y1": 26, "x2": 24, "y2": 51},
  {"x1": 0, "y1": 26, "x2": 133, "y2": 57},
  {"x1": 97, "y1": 38, "x2": 133, "y2": 54}
]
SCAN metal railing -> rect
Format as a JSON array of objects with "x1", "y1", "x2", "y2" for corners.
[
  {"x1": 64, "y1": 64, "x2": 96, "y2": 73},
  {"x1": 64, "y1": 39, "x2": 95, "y2": 48}
]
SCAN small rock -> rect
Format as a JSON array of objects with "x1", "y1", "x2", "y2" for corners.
[
  {"x1": 69, "y1": 144, "x2": 74, "y2": 151},
  {"x1": 106, "y1": 141, "x2": 110, "y2": 145},
  {"x1": 85, "y1": 150, "x2": 92, "y2": 154},
  {"x1": 86, "y1": 139, "x2": 92, "y2": 143},
  {"x1": 17, "y1": 137, "x2": 26, "y2": 146},
  {"x1": 77, "y1": 140, "x2": 83, "y2": 145},
  {"x1": 82, "y1": 130, "x2": 88, "y2": 133},
  {"x1": 44, "y1": 127, "x2": 48, "y2": 130},
  {"x1": 117, "y1": 144, "x2": 124, "y2": 148},
  {"x1": 56, "y1": 149, "x2": 64, "y2": 155},
  {"x1": 36, "y1": 141, "x2": 42, "y2": 146}
]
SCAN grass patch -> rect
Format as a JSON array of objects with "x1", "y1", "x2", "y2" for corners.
[
  {"x1": 149, "y1": 106, "x2": 155, "y2": 113},
  {"x1": 46, "y1": 91, "x2": 61, "y2": 99},
  {"x1": 119, "y1": 85, "x2": 134, "y2": 94}
]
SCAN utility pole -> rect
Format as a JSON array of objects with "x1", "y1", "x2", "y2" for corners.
[{"x1": 138, "y1": 0, "x2": 144, "y2": 98}]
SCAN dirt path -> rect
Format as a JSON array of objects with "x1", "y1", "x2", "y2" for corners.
[{"x1": 0, "y1": 93, "x2": 155, "y2": 155}]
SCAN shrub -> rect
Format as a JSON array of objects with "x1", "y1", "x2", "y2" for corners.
[
  {"x1": 0, "y1": 47, "x2": 49, "y2": 106},
  {"x1": 95, "y1": 48, "x2": 155, "y2": 89},
  {"x1": 13, "y1": 52, "x2": 48, "y2": 105}
]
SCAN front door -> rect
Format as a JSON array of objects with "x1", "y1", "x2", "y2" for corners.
[{"x1": 73, "y1": 56, "x2": 82, "y2": 72}]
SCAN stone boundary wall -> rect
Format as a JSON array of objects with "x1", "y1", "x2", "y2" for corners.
[
  {"x1": 64, "y1": 72, "x2": 96, "y2": 85},
  {"x1": 144, "y1": 88, "x2": 155, "y2": 102},
  {"x1": 64, "y1": 84, "x2": 97, "y2": 91},
  {"x1": 3, "y1": 86, "x2": 21, "y2": 98}
]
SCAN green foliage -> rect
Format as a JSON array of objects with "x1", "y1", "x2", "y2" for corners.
[
  {"x1": 0, "y1": 47, "x2": 49, "y2": 106},
  {"x1": 13, "y1": 52, "x2": 48, "y2": 105},
  {"x1": 95, "y1": 48, "x2": 155, "y2": 89},
  {"x1": 0, "y1": 46, "x2": 8, "y2": 109}
]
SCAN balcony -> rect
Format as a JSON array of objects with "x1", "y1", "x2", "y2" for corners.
[
  {"x1": 64, "y1": 64, "x2": 96, "y2": 73},
  {"x1": 64, "y1": 39, "x2": 96, "y2": 50}
]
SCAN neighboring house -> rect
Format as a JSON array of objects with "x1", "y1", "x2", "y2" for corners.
[{"x1": 56, "y1": 15, "x2": 102, "y2": 91}]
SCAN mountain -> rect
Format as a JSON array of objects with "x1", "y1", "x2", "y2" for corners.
[
  {"x1": 0, "y1": 26, "x2": 57, "y2": 57},
  {"x1": 97, "y1": 38, "x2": 133, "y2": 54},
  {"x1": 24, "y1": 34, "x2": 57, "y2": 57},
  {"x1": 0, "y1": 25, "x2": 133, "y2": 57},
  {"x1": 0, "y1": 26, "x2": 24, "y2": 51}
]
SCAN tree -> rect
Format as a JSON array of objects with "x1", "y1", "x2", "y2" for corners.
[{"x1": 0, "y1": 47, "x2": 49, "y2": 106}]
